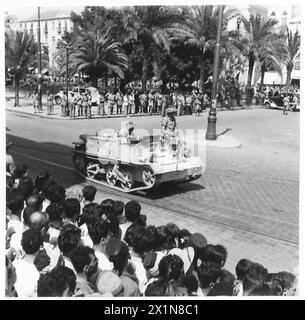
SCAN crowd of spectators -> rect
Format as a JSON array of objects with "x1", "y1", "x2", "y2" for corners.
[{"x1": 6, "y1": 157, "x2": 298, "y2": 297}]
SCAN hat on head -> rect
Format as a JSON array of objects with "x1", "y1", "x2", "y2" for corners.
[
  {"x1": 186, "y1": 233, "x2": 207, "y2": 250},
  {"x1": 96, "y1": 271, "x2": 124, "y2": 296},
  {"x1": 169, "y1": 247, "x2": 195, "y2": 274},
  {"x1": 106, "y1": 238, "x2": 123, "y2": 257},
  {"x1": 165, "y1": 106, "x2": 178, "y2": 114}
]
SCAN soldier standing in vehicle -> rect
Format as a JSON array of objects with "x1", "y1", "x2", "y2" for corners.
[
  {"x1": 161, "y1": 106, "x2": 178, "y2": 154},
  {"x1": 283, "y1": 94, "x2": 290, "y2": 115}
]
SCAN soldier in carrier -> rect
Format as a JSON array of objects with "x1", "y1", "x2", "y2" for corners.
[{"x1": 161, "y1": 106, "x2": 178, "y2": 155}]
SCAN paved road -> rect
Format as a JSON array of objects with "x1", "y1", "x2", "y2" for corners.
[{"x1": 6, "y1": 109, "x2": 299, "y2": 273}]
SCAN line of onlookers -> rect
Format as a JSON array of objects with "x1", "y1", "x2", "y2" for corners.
[{"x1": 6, "y1": 156, "x2": 298, "y2": 297}]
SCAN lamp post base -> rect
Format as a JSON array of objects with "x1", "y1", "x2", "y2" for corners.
[{"x1": 206, "y1": 108, "x2": 217, "y2": 140}]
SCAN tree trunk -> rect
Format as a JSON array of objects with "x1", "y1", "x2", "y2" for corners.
[
  {"x1": 285, "y1": 66, "x2": 293, "y2": 90},
  {"x1": 14, "y1": 76, "x2": 20, "y2": 107},
  {"x1": 259, "y1": 62, "x2": 266, "y2": 92},
  {"x1": 161, "y1": 78, "x2": 167, "y2": 93},
  {"x1": 104, "y1": 72, "x2": 108, "y2": 89},
  {"x1": 142, "y1": 52, "x2": 149, "y2": 92},
  {"x1": 199, "y1": 58, "x2": 205, "y2": 92},
  {"x1": 246, "y1": 55, "x2": 255, "y2": 105},
  {"x1": 91, "y1": 76, "x2": 98, "y2": 88}
]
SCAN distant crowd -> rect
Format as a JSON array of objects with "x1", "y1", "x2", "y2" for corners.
[
  {"x1": 6, "y1": 144, "x2": 298, "y2": 297},
  {"x1": 27, "y1": 80, "x2": 300, "y2": 118}
]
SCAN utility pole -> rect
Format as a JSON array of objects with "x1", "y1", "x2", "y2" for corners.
[
  {"x1": 66, "y1": 45, "x2": 69, "y2": 116},
  {"x1": 206, "y1": 5, "x2": 224, "y2": 140},
  {"x1": 37, "y1": 7, "x2": 42, "y2": 111}
]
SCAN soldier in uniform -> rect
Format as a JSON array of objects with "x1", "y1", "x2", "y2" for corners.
[
  {"x1": 61, "y1": 91, "x2": 68, "y2": 117},
  {"x1": 161, "y1": 106, "x2": 178, "y2": 154},
  {"x1": 46, "y1": 90, "x2": 53, "y2": 115},
  {"x1": 116, "y1": 90, "x2": 123, "y2": 114},
  {"x1": 98, "y1": 91, "x2": 105, "y2": 116},
  {"x1": 139, "y1": 91, "x2": 147, "y2": 113},
  {"x1": 148, "y1": 90, "x2": 155, "y2": 115},
  {"x1": 194, "y1": 91, "x2": 202, "y2": 116},
  {"x1": 177, "y1": 92, "x2": 185, "y2": 116},
  {"x1": 185, "y1": 92, "x2": 193, "y2": 115},
  {"x1": 30, "y1": 90, "x2": 39, "y2": 114},
  {"x1": 77, "y1": 93, "x2": 83, "y2": 117},
  {"x1": 156, "y1": 90, "x2": 163, "y2": 114},
  {"x1": 106, "y1": 90, "x2": 115, "y2": 115}
]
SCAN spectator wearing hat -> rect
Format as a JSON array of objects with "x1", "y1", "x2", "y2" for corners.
[
  {"x1": 106, "y1": 238, "x2": 141, "y2": 296},
  {"x1": 95, "y1": 270, "x2": 124, "y2": 296}
]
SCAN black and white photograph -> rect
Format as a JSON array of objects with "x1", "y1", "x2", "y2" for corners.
[{"x1": 3, "y1": 1, "x2": 302, "y2": 300}]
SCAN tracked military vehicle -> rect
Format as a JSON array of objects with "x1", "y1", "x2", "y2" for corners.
[{"x1": 72, "y1": 121, "x2": 204, "y2": 192}]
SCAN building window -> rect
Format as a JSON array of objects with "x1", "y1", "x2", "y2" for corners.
[
  {"x1": 64, "y1": 20, "x2": 68, "y2": 32},
  {"x1": 30, "y1": 23, "x2": 33, "y2": 34},
  {"x1": 58, "y1": 21, "x2": 61, "y2": 34},
  {"x1": 44, "y1": 22, "x2": 48, "y2": 37},
  {"x1": 19, "y1": 23, "x2": 22, "y2": 28},
  {"x1": 52, "y1": 21, "x2": 55, "y2": 30},
  {"x1": 52, "y1": 36, "x2": 56, "y2": 48},
  {"x1": 237, "y1": 17, "x2": 241, "y2": 30},
  {"x1": 282, "y1": 11, "x2": 288, "y2": 16}
]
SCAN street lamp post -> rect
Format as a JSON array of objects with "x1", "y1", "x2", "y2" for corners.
[
  {"x1": 66, "y1": 46, "x2": 69, "y2": 116},
  {"x1": 206, "y1": 5, "x2": 224, "y2": 140},
  {"x1": 37, "y1": 7, "x2": 42, "y2": 112}
]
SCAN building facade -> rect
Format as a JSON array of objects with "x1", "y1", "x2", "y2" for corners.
[
  {"x1": 226, "y1": 5, "x2": 301, "y2": 87},
  {"x1": 8, "y1": 8, "x2": 79, "y2": 74}
]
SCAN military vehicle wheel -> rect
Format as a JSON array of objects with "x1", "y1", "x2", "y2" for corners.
[
  {"x1": 106, "y1": 167, "x2": 118, "y2": 186},
  {"x1": 72, "y1": 154, "x2": 87, "y2": 174},
  {"x1": 87, "y1": 162, "x2": 98, "y2": 179},
  {"x1": 120, "y1": 171, "x2": 134, "y2": 191},
  {"x1": 142, "y1": 168, "x2": 156, "y2": 187}
]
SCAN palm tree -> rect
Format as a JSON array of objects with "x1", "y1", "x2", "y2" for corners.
[
  {"x1": 122, "y1": 6, "x2": 185, "y2": 91},
  {"x1": 283, "y1": 28, "x2": 300, "y2": 89},
  {"x1": 174, "y1": 5, "x2": 240, "y2": 92},
  {"x1": 5, "y1": 29, "x2": 37, "y2": 107},
  {"x1": 64, "y1": 27, "x2": 128, "y2": 88},
  {"x1": 239, "y1": 14, "x2": 280, "y2": 100}
]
